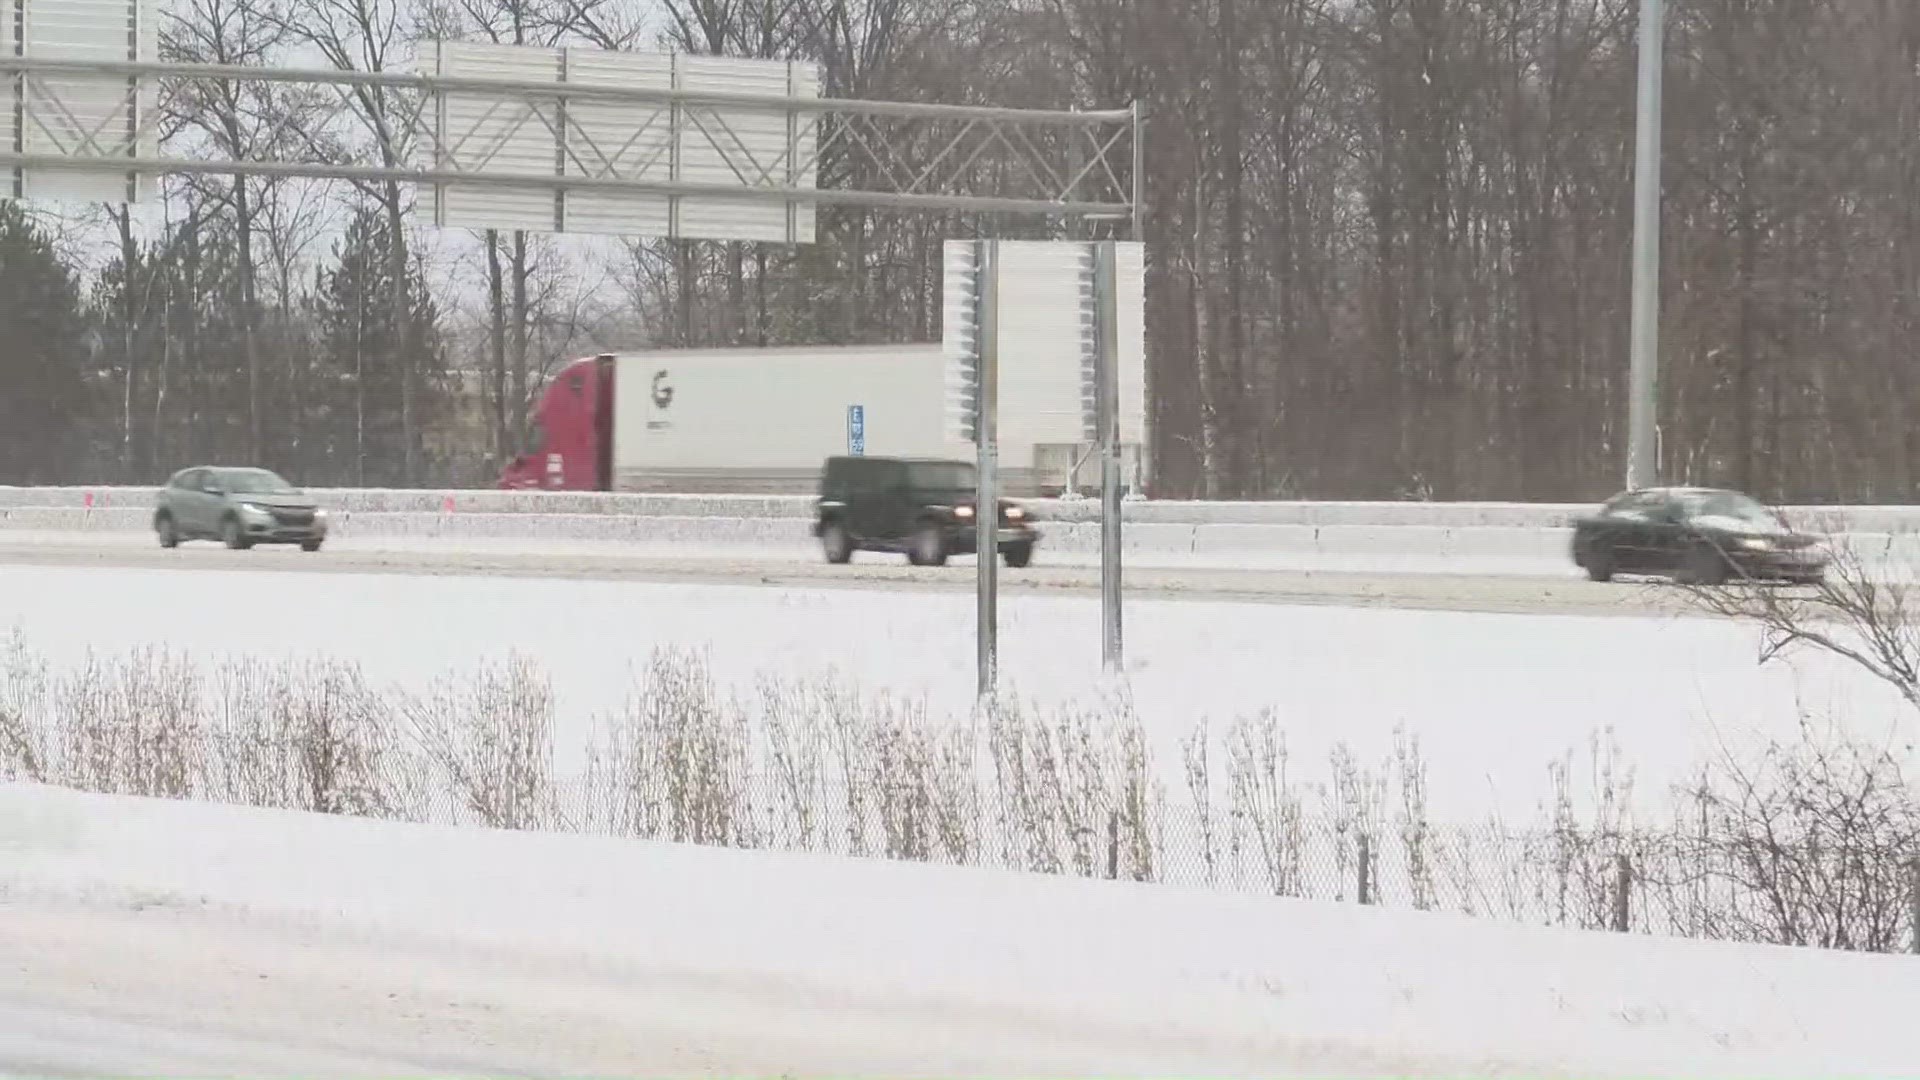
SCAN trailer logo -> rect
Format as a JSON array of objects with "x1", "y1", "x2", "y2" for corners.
[{"x1": 646, "y1": 369, "x2": 675, "y2": 430}]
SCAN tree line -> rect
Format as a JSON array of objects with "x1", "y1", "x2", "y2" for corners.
[
  {"x1": 1, "y1": 0, "x2": 1916, "y2": 501},
  {"x1": 0, "y1": 200, "x2": 450, "y2": 487}
]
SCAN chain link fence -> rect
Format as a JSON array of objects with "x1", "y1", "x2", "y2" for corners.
[{"x1": 384, "y1": 776, "x2": 1914, "y2": 952}]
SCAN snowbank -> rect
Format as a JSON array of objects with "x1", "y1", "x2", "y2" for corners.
[{"x1": 0, "y1": 782, "x2": 1914, "y2": 1079}]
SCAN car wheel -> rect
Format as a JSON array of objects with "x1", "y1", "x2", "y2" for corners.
[
  {"x1": 222, "y1": 516, "x2": 253, "y2": 551},
  {"x1": 155, "y1": 513, "x2": 179, "y2": 549},
  {"x1": 821, "y1": 523, "x2": 853, "y2": 565},
  {"x1": 1583, "y1": 543, "x2": 1614, "y2": 583},
  {"x1": 1686, "y1": 542, "x2": 1729, "y2": 586},
  {"x1": 907, "y1": 525, "x2": 948, "y2": 567},
  {"x1": 1003, "y1": 542, "x2": 1033, "y2": 569},
  {"x1": 301, "y1": 539, "x2": 324, "y2": 553}
]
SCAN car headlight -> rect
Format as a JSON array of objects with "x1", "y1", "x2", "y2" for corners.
[
  {"x1": 1006, "y1": 506, "x2": 1026, "y2": 521},
  {"x1": 314, "y1": 508, "x2": 328, "y2": 520},
  {"x1": 239, "y1": 502, "x2": 273, "y2": 518},
  {"x1": 954, "y1": 505, "x2": 975, "y2": 519},
  {"x1": 1738, "y1": 537, "x2": 1773, "y2": 551}
]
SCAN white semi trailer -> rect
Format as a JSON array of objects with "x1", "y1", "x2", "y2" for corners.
[
  {"x1": 497, "y1": 242, "x2": 1148, "y2": 496},
  {"x1": 499, "y1": 344, "x2": 1123, "y2": 495}
]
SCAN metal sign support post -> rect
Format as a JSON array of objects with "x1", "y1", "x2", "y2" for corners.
[
  {"x1": 1093, "y1": 240, "x2": 1123, "y2": 673},
  {"x1": 1626, "y1": 0, "x2": 1664, "y2": 491},
  {"x1": 975, "y1": 238, "x2": 1000, "y2": 699}
]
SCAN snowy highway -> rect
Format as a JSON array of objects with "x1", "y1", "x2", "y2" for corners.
[{"x1": 0, "y1": 527, "x2": 1674, "y2": 618}]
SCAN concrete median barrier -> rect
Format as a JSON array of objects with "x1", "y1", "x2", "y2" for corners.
[
  {"x1": 0, "y1": 486, "x2": 823, "y2": 518},
  {"x1": 9, "y1": 484, "x2": 1920, "y2": 530},
  {"x1": 0, "y1": 507, "x2": 151, "y2": 530}
]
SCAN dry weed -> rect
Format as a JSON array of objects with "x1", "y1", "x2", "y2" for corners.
[
  {"x1": 0, "y1": 631, "x2": 49, "y2": 781},
  {"x1": 407, "y1": 653, "x2": 556, "y2": 831}
]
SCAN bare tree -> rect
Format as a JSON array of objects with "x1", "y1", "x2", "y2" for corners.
[
  {"x1": 1682, "y1": 535, "x2": 1920, "y2": 717},
  {"x1": 164, "y1": 0, "x2": 309, "y2": 460},
  {"x1": 14, "y1": 0, "x2": 1920, "y2": 500},
  {"x1": 273, "y1": 0, "x2": 427, "y2": 481}
]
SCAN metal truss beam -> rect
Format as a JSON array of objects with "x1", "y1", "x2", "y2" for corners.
[
  {"x1": 0, "y1": 57, "x2": 1129, "y2": 124},
  {"x1": 0, "y1": 55, "x2": 1139, "y2": 225},
  {"x1": 0, "y1": 151, "x2": 1128, "y2": 216}
]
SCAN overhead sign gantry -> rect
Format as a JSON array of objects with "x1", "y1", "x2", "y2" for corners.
[{"x1": 1, "y1": 0, "x2": 1146, "y2": 685}]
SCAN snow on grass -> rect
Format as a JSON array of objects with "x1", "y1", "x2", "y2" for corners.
[
  {"x1": 0, "y1": 563, "x2": 1907, "y2": 820},
  {"x1": 1, "y1": 781, "x2": 1916, "y2": 1080}
]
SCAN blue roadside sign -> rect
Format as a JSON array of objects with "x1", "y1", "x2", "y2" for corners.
[{"x1": 848, "y1": 404, "x2": 865, "y2": 456}]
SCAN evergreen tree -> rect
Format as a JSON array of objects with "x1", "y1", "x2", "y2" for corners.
[
  {"x1": 313, "y1": 206, "x2": 448, "y2": 487},
  {"x1": 0, "y1": 203, "x2": 93, "y2": 482},
  {"x1": 90, "y1": 215, "x2": 269, "y2": 480}
]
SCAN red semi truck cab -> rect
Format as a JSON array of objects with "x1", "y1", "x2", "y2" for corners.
[{"x1": 497, "y1": 355, "x2": 616, "y2": 491}]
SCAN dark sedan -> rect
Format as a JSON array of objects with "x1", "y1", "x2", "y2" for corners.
[{"x1": 1570, "y1": 487, "x2": 1827, "y2": 585}]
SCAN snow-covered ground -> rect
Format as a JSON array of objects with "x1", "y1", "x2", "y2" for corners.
[
  {"x1": 2, "y1": 782, "x2": 1915, "y2": 1080},
  {"x1": 1, "y1": 563, "x2": 1905, "y2": 820}
]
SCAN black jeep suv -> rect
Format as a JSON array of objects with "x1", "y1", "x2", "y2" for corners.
[{"x1": 813, "y1": 455, "x2": 1039, "y2": 567}]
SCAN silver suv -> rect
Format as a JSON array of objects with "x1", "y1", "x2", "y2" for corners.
[{"x1": 154, "y1": 467, "x2": 328, "y2": 551}]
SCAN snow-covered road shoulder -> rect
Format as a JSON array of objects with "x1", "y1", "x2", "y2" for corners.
[{"x1": 1, "y1": 784, "x2": 1915, "y2": 1079}]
